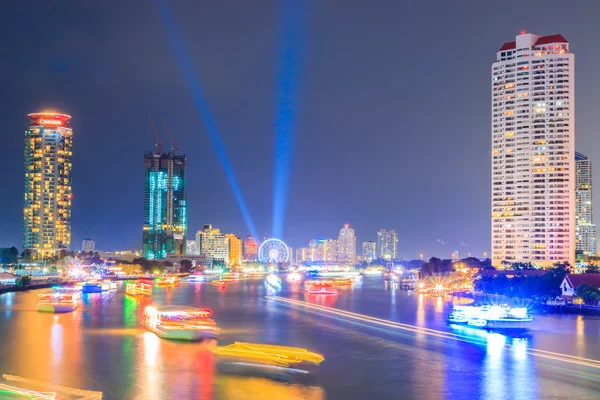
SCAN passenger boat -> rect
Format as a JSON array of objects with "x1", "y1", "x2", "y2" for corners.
[
  {"x1": 125, "y1": 281, "x2": 153, "y2": 296},
  {"x1": 154, "y1": 276, "x2": 178, "y2": 286},
  {"x1": 304, "y1": 281, "x2": 337, "y2": 295},
  {"x1": 144, "y1": 305, "x2": 218, "y2": 341},
  {"x1": 214, "y1": 342, "x2": 324, "y2": 378},
  {"x1": 266, "y1": 274, "x2": 282, "y2": 288},
  {"x1": 81, "y1": 280, "x2": 117, "y2": 293},
  {"x1": 332, "y1": 277, "x2": 353, "y2": 287},
  {"x1": 187, "y1": 274, "x2": 205, "y2": 283},
  {"x1": 447, "y1": 305, "x2": 534, "y2": 331},
  {"x1": 287, "y1": 272, "x2": 301, "y2": 282},
  {"x1": 37, "y1": 287, "x2": 82, "y2": 313}
]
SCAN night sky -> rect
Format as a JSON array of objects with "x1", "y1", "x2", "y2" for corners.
[{"x1": 1, "y1": 1, "x2": 599, "y2": 259}]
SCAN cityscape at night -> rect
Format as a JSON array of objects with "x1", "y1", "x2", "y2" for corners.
[{"x1": 1, "y1": 1, "x2": 600, "y2": 399}]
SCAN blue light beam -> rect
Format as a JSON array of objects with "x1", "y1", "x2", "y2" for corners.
[
  {"x1": 154, "y1": 0, "x2": 258, "y2": 240},
  {"x1": 272, "y1": 0, "x2": 307, "y2": 239}
]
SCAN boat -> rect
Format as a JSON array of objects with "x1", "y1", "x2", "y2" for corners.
[
  {"x1": 266, "y1": 274, "x2": 282, "y2": 288},
  {"x1": 81, "y1": 280, "x2": 117, "y2": 293},
  {"x1": 332, "y1": 277, "x2": 354, "y2": 287},
  {"x1": 154, "y1": 276, "x2": 178, "y2": 286},
  {"x1": 364, "y1": 267, "x2": 383, "y2": 275},
  {"x1": 187, "y1": 274, "x2": 205, "y2": 283},
  {"x1": 304, "y1": 281, "x2": 337, "y2": 295},
  {"x1": 37, "y1": 287, "x2": 82, "y2": 313},
  {"x1": 125, "y1": 281, "x2": 153, "y2": 296},
  {"x1": 214, "y1": 342, "x2": 324, "y2": 378},
  {"x1": 144, "y1": 305, "x2": 219, "y2": 341},
  {"x1": 287, "y1": 272, "x2": 301, "y2": 282},
  {"x1": 447, "y1": 305, "x2": 534, "y2": 331}
]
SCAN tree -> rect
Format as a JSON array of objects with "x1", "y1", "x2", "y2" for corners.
[
  {"x1": 179, "y1": 259, "x2": 193, "y2": 273},
  {"x1": 0, "y1": 247, "x2": 19, "y2": 264},
  {"x1": 585, "y1": 265, "x2": 600, "y2": 274},
  {"x1": 576, "y1": 283, "x2": 600, "y2": 305},
  {"x1": 17, "y1": 275, "x2": 31, "y2": 288}
]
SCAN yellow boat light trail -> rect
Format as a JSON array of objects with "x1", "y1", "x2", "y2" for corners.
[{"x1": 266, "y1": 296, "x2": 600, "y2": 370}]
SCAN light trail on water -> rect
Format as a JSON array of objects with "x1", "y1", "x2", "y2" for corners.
[{"x1": 266, "y1": 296, "x2": 600, "y2": 370}]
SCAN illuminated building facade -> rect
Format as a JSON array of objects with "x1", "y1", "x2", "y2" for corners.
[
  {"x1": 295, "y1": 247, "x2": 310, "y2": 263},
  {"x1": 323, "y1": 239, "x2": 338, "y2": 262},
  {"x1": 575, "y1": 152, "x2": 596, "y2": 255},
  {"x1": 337, "y1": 224, "x2": 357, "y2": 264},
  {"x1": 362, "y1": 241, "x2": 376, "y2": 262},
  {"x1": 451, "y1": 251, "x2": 460, "y2": 262},
  {"x1": 377, "y1": 229, "x2": 397, "y2": 260},
  {"x1": 82, "y1": 239, "x2": 95, "y2": 253},
  {"x1": 243, "y1": 235, "x2": 258, "y2": 261},
  {"x1": 142, "y1": 150, "x2": 187, "y2": 259},
  {"x1": 186, "y1": 240, "x2": 196, "y2": 255},
  {"x1": 492, "y1": 32, "x2": 575, "y2": 266},
  {"x1": 225, "y1": 234, "x2": 243, "y2": 266},
  {"x1": 23, "y1": 112, "x2": 73, "y2": 259},
  {"x1": 196, "y1": 224, "x2": 229, "y2": 265}
]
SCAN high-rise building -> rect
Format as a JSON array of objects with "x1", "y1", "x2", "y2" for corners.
[
  {"x1": 243, "y1": 235, "x2": 258, "y2": 261},
  {"x1": 225, "y1": 234, "x2": 243, "y2": 266},
  {"x1": 23, "y1": 112, "x2": 73, "y2": 259},
  {"x1": 309, "y1": 239, "x2": 321, "y2": 261},
  {"x1": 362, "y1": 241, "x2": 376, "y2": 262},
  {"x1": 323, "y1": 239, "x2": 338, "y2": 262},
  {"x1": 82, "y1": 239, "x2": 95, "y2": 253},
  {"x1": 196, "y1": 224, "x2": 229, "y2": 265},
  {"x1": 575, "y1": 152, "x2": 596, "y2": 255},
  {"x1": 451, "y1": 250, "x2": 460, "y2": 262},
  {"x1": 186, "y1": 240, "x2": 196, "y2": 255},
  {"x1": 377, "y1": 229, "x2": 397, "y2": 260},
  {"x1": 142, "y1": 149, "x2": 187, "y2": 259},
  {"x1": 492, "y1": 32, "x2": 575, "y2": 266},
  {"x1": 296, "y1": 247, "x2": 310, "y2": 263},
  {"x1": 337, "y1": 224, "x2": 357, "y2": 264}
]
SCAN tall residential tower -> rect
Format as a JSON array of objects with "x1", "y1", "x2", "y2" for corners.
[
  {"x1": 377, "y1": 229, "x2": 397, "y2": 260},
  {"x1": 143, "y1": 149, "x2": 187, "y2": 259},
  {"x1": 575, "y1": 152, "x2": 596, "y2": 255},
  {"x1": 337, "y1": 224, "x2": 357, "y2": 264},
  {"x1": 491, "y1": 32, "x2": 575, "y2": 266},
  {"x1": 23, "y1": 112, "x2": 73, "y2": 259}
]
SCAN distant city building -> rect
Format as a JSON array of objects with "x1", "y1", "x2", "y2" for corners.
[
  {"x1": 362, "y1": 241, "x2": 376, "y2": 262},
  {"x1": 142, "y1": 148, "x2": 187, "y2": 259},
  {"x1": 82, "y1": 239, "x2": 95, "y2": 253},
  {"x1": 323, "y1": 239, "x2": 338, "y2": 262},
  {"x1": 296, "y1": 247, "x2": 310, "y2": 263},
  {"x1": 97, "y1": 250, "x2": 140, "y2": 263},
  {"x1": 23, "y1": 112, "x2": 73, "y2": 259},
  {"x1": 377, "y1": 229, "x2": 397, "y2": 260},
  {"x1": 451, "y1": 251, "x2": 460, "y2": 262},
  {"x1": 309, "y1": 239, "x2": 321, "y2": 261},
  {"x1": 196, "y1": 224, "x2": 229, "y2": 265},
  {"x1": 243, "y1": 235, "x2": 258, "y2": 261},
  {"x1": 337, "y1": 224, "x2": 356, "y2": 264},
  {"x1": 576, "y1": 152, "x2": 596, "y2": 255},
  {"x1": 225, "y1": 234, "x2": 243, "y2": 266},
  {"x1": 492, "y1": 32, "x2": 575, "y2": 266},
  {"x1": 186, "y1": 240, "x2": 196, "y2": 255}
]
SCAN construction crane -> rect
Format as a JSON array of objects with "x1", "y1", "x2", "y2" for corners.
[
  {"x1": 161, "y1": 117, "x2": 178, "y2": 154},
  {"x1": 148, "y1": 112, "x2": 163, "y2": 155}
]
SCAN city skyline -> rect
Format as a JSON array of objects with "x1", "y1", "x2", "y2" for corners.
[{"x1": 2, "y1": 2, "x2": 600, "y2": 260}]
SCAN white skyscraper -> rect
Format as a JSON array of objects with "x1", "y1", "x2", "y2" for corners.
[
  {"x1": 575, "y1": 152, "x2": 596, "y2": 255},
  {"x1": 492, "y1": 32, "x2": 575, "y2": 267},
  {"x1": 377, "y1": 229, "x2": 397, "y2": 260},
  {"x1": 196, "y1": 224, "x2": 229, "y2": 266},
  {"x1": 362, "y1": 241, "x2": 376, "y2": 262},
  {"x1": 337, "y1": 224, "x2": 356, "y2": 264}
]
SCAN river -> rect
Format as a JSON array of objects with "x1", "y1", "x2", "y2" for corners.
[{"x1": 0, "y1": 276, "x2": 598, "y2": 399}]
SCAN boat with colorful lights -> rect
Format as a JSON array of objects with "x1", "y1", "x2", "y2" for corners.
[
  {"x1": 214, "y1": 342, "x2": 324, "y2": 379},
  {"x1": 447, "y1": 305, "x2": 534, "y2": 331},
  {"x1": 266, "y1": 274, "x2": 282, "y2": 288},
  {"x1": 304, "y1": 281, "x2": 337, "y2": 295},
  {"x1": 144, "y1": 305, "x2": 219, "y2": 341},
  {"x1": 187, "y1": 274, "x2": 205, "y2": 283},
  {"x1": 81, "y1": 280, "x2": 117, "y2": 293},
  {"x1": 125, "y1": 281, "x2": 153, "y2": 296},
  {"x1": 287, "y1": 272, "x2": 301, "y2": 282},
  {"x1": 154, "y1": 276, "x2": 178, "y2": 286},
  {"x1": 37, "y1": 287, "x2": 82, "y2": 313}
]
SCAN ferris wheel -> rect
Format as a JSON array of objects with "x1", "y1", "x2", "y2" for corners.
[{"x1": 258, "y1": 238, "x2": 290, "y2": 264}]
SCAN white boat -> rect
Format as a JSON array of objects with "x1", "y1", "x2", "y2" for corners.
[
  {"x1": 448, "y1": 305, "x2": 534, "y2": 331},
  {"x1": 37, "y1": 287, "x2": 82, "y2": 313},
  {"x1": 187, "y1": 274, "x2": 205, "y2": 283},
  {"x1": 266, "y1": 274, "x2": 282, "y2": 288},
  {"x1": 144, "y1": 305, "x2": 219, "y2": 341}
]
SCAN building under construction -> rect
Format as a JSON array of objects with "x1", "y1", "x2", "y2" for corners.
[{"x1": 142, "y1": 116, "x2": 187, "y2": 259}]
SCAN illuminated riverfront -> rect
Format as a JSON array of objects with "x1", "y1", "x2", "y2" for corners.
[{"x1": 1, "y1": 276, "x2": 600, "y2": 399}]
